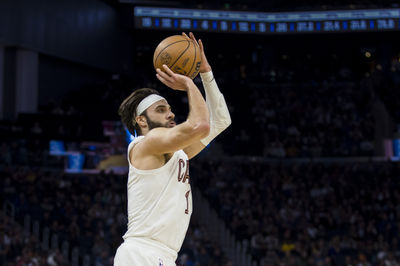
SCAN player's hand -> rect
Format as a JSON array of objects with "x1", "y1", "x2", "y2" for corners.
[
  {"x1": 156, "y1": 65, "x2": 193, "y2": 91},
  {"x1": 182, "y1": 32, "x2": 212, "y2": 73}
]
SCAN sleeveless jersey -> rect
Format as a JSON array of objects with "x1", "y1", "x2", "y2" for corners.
[{"x1": 122, "y1": 136, "x2": 192, "y2": 254}]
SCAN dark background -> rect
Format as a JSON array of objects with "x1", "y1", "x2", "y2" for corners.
[{"x1": 1, "y1": 0, "x2": 400, "y2": 266}]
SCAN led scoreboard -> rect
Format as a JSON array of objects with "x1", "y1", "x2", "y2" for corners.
[{"x1": 134, "y1": 6, "x2": 400, "y2": 34}]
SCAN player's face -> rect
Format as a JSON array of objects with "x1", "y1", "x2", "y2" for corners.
[{"x1": 145, "y1": 100, "x2": 176, "y2": 130}]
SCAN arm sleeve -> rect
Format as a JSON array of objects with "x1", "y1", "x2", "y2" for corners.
[{"x1": 200, "y1": 71, "x2": 231, "y2": 146}]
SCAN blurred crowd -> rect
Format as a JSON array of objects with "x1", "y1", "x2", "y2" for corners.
[
  {"x1": 0, "y1": 165, "x2": 230, "y2": 266},
  {"x1": 368, "y1": 53, "x2": 400, "y2": 137},
  {"x1": 3, "y1": 149, "x2": 400, "y2": 266},
  {"x1": 129, "y1": 38, "x2": 400, "y2": 157},
  {"x1": 5, "y1": 39, "x2": 396, "y2": 159},
  {"x1": 1, "y1": 209, "x2": 69, "y2": 266},
  {"x1": 207, "y1": 45, "x2": 379, "y2": 157},
  {"x1": 192, "y1": 159, "x2": 400, "y2": 266},
  {"x1": 248, "y1": 81, "x2": 374, "y2": 157}
]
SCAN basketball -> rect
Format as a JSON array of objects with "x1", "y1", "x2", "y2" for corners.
[{"x1": 153, "y1": 35, "x2": 202, "y2": 79}]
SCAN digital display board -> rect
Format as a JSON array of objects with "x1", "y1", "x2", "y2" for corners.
[{"x1": 134, "y1": 6, "x2": 400, "y2": 34}]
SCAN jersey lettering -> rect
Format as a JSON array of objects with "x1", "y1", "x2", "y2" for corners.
[
  {"x1": 177, "y1": 159, "x2": 190, "y2": 184},
  {"x1": 184, "y1": 190, "x2": 190, "y2": 214}
]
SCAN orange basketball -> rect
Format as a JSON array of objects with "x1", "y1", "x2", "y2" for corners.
[{"x1": 153, "y1": 35, "x2": 202, "y2": 79}]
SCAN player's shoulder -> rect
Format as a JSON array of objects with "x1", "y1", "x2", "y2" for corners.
[
  {"x1": 128, "y1": 136, "x2": 143, "y2": 156},
  {"x1": 129, "y1": 135, "x2": 159, "y2": 166},
  {"x1": 129, "y1": 135, "x2": 144, "y2": 148},
  {"x1": 131, "y1": 130, "x2": 167, "y2": 156}
]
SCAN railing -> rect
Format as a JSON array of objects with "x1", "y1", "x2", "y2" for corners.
[
  {"x1": 3, "y1": 200, "x2": 90, "y2": 266},
  {"x1": 193, "y1": 187, "x2": 257, "y2": 266},
  {"x1": 2, "y1": 200, "x2": 15, "y2": 220}
]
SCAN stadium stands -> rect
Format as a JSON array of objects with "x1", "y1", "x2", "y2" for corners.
[
  {"x1": 0, "y1": 165, "x2": 230, "y2": 266},
  {"x1": 192, "y1": 159, "x2": 400, "y2": 265}
]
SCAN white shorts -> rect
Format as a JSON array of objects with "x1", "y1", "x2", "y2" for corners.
[{"x1": 114, "y1": 237, "x2": 177, "y2": 266}]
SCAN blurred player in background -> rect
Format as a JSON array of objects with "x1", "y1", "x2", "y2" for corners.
[{"x1": 114, "y1": 32, "x2": 231, "y2": 266}]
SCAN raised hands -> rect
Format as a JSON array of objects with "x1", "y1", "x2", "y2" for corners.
[
  {"x1": 182, "y1": 32, "x2": 212, "y2": 73},
  {"x1": 156, "y1": 32, "x2": 212, "y2": 89}
]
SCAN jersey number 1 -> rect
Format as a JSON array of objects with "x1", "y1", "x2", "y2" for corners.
[{"x1": 185, "y1": 190, "x2": 190, "y2": 214}]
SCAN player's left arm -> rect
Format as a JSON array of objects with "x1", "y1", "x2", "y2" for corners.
[{"x1": 183, "y1": 32, "x2": 231, "y2": 159}]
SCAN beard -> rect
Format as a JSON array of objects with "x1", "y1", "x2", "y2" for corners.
[{"x1": 144, "y1": 114, "x2": 175, "y2": 130}]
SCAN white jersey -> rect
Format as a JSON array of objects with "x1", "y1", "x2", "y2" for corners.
[{"x1": 122, "y1": 136, "x2": 192, "y2": 255}]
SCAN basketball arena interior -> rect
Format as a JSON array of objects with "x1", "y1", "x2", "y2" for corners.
[{"x1": 1, "y1": 0, "x2": 400, "y2": 265}]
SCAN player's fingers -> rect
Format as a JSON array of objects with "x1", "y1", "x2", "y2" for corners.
[
  {"x1": 156, "y1": 73, "x2": 172, "y2": 86},
  {"x1": 156, "y1": 73, "x2": 166, "y2": 83},
  {"x1": 198, "y1": 39, "x2": 205, "y2": 52},
  {"x1": 156, "y1": 68, "x2": 168, "y2": 78},
  {"x1": 156, "y1": 68, "x2": 173, "y2": 82},
  {"x1": 182, "y1": 32, "x2": 189, "y2": 38},
  {"x1": 189, "y1": 32, "x2": 199, "y2": 46},
  {"x1": 162, "y1": 64, "x2": 176, "y2": 77},
  {"x1": 156, "y1": 67, "x2": 170, "y2": 77}
]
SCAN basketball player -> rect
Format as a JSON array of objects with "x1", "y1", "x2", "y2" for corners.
[{"x1": 113, "y1": 32, "x2": 231, "y2": 266}]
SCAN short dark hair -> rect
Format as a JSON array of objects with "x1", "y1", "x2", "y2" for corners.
[{"x1": 118, "y1": 88, "x2": 160, "y2": 136}]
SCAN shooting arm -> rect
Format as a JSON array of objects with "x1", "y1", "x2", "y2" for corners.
[{"x1": 143, "y1": 76, "x2": 210, "y2": 155}]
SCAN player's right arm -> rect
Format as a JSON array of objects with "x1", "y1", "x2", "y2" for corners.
[{"x1": 140, "y1": 65, "x2": 210, "y2": 155}]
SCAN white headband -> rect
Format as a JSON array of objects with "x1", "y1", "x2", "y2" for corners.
[{"x1": 136, "y1": 94, "x2": 166, "y2": 116}]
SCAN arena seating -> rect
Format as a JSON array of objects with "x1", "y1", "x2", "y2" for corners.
[
  {"x1": 368, "y1": 53, "x2": 400, "y2": 136},
  {"x1": 0, "y1": 165, "x2": 230, "y2": 266},
  {"x1": 192, "y1": 158, "x2": 400, "y2": 265}
]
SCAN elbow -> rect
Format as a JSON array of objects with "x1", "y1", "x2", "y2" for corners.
[
  {"x1": 226, "y1": 116, "x2": 232, "y2": 128},
  {"x1": 220, "y1": 115, "x2": 232, "y2": 131}
]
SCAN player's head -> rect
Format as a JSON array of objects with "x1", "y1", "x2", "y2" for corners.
[{"x1": 119, "y1": 88, "x2": 175, "y2": 136}]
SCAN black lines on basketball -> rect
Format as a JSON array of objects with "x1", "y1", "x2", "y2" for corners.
[
  {"x1": 187, "y1": 40, "x2": 197, "y2": 79},
  {"x1": 169, "y1": 40, "x2": 190, "y2": 70},
  {"x1": 153, "y1": 40, "x2": 188, "y2": 67}
]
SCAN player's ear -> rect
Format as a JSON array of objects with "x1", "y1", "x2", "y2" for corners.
[{"x1": 136, "y1": 115, "x2": 147, "y2": 127}]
